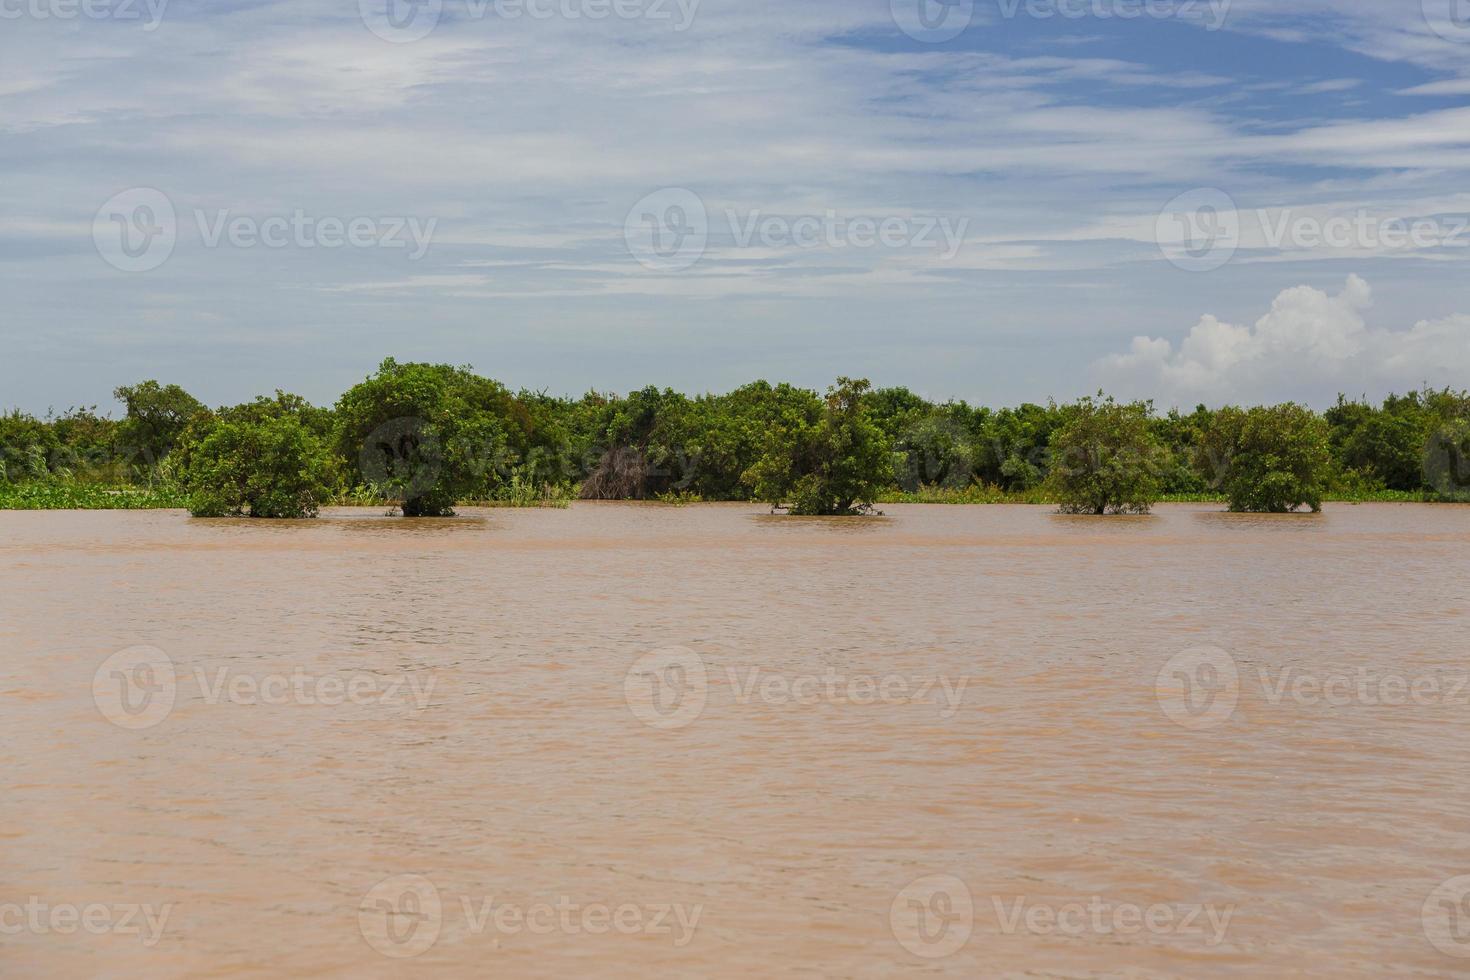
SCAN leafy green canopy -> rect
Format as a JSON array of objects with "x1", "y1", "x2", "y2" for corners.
[
  {"x1": 335, "y1": 359, "x2": 515, "y2": 517},
  {"x1": 5, "y1": 369, "x2": 1470, "y2": 516},
  {"x1": 1198, "y1": 404, "x2": 1332, "y2": 513},
  {"x1": 113, "y1": 380, "x2": 205, "y2": 469},
  {"x1": 745, "y1": 377, "x2": 894, "y2": 516},
  {"x1": 183, "y1": 414, "x2": 335, "y2": 519},
  {"x1": 1045, "y1": 394, "x2": 1164, "y2": 515}
]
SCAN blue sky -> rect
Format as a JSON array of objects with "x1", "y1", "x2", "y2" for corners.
[{"x1": 2, "y1": 0, "x2": 1469, "y2": 413}]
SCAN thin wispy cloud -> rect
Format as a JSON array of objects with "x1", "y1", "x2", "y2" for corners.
[{"x1": 1, "y1": 0, "x2": 1467, "y2": 408}]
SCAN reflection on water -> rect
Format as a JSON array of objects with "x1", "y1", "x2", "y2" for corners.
[
  {"x1": 1192, "y1": 510, "x2": 1330, "y2": 531},
  {"x1": 2, "y1": 502, "x2": 1469, "y2": 977},
  {"x1": 747, "y1": 513, "x2": 893, "y2": 533}
]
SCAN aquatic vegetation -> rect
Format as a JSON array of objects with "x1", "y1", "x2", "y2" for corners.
[
  {"x1": 3, "y1": 371, "x2": 1469, "y2": 512},
  {"x1": 745, "y1": 378, "x2": 893, "y2": 516},
  {"x1": 1197, "y1": 404, "x2": 1332, "y2": 513},
  {"x1": 0, "y1": 482, "x2": 187, "y2": 510},
  {"x1": 1044, "y1": 394, "x2": 1164, "y2": 516}
]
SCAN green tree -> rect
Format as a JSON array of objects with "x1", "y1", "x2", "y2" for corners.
[
  {"x1": 0, "y1": 411, "x2": 58, "y2": 483},
  {"x1": 1326, "y1": 393, "x2": 1434, "y2": 492},
  {"x1": 580, "y1": 386, "x2": 693, "y2": 499},
  {"x1": 1045, "y1": 394, "x2": 1163, "y2": 515},
  {"x1": 745, "y1": 377, "x2": 893, "y2": 515},
  {"x1": 1150, "y1": 405, "x2": 1213, "y2": 494},
  {"x1": 113, "y1": 381, "x2": 205, "y2": 469},
  {"x1": 1424, "y1": 418, "x2": 1470, "y2": 502},
  {"x1": 335, "y1": 359, "x2": 513, "y2": 516},
  {"x1": 975, "y1": 402, "x2": 1065, "y2": 491},
  {"x1": 1198, "y1": 404, "x2": 1331, "y2": 513},
  {"x1": 183, "y1": 415, "x2": 334, "y2": 518}
]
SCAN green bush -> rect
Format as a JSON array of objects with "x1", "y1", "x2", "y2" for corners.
[
  {"x1": 1198, "y1": 404, "x2": 1331, "y2": 513},
  {"x1": 1424, "y1": 419, "x2": 1470, "y2": 502},
  {"x1": 745, "y1": 377, "x2": 893, "y2": 515},
  {"x1": 336, "y1": 359, "x2": 514, "y2": 516},
  {"x1": 184, "y1": 415, "x2": 334, "y2": 518},
  {"x1": 1045, "y1": 394, "x2": 1163, "y2": 515}
]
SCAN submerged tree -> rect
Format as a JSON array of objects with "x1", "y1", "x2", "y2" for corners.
[
  {"x1": 1044, "y1": 393, "x2": 1163, "y2": 515},
  {"x1": 745, "y1": 377, "x2": 893, "y2": 515},
  {"x1": 335, "y1": 359, "x2": 512, "y2": 516},
  {"x1": 1198, "y1": 404, "x2": 1331, "y2": 513},
  {"x1": 183, "y1": 414, "x2": 334, "y2": 518}
]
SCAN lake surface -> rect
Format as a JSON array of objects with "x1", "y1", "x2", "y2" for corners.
[{"x1": 3, "y1": 503, "x2": 1469, "y2": 977}]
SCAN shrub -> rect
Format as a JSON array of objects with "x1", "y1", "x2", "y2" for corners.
[
  {"x1": 1424, "y1": 419, "x2": 1470, "y2": 502},
  {"x1": 1045, "y1": 394, "x2": 1163, "y2": 515},
  {"x1": 1198, "y1": 404, "x2": 1331, "y2": 513},
  {"x1": 745, "y1": 377, "x2": 893, "y2": 515},
  {"x1": 335, "y1": 359, "x2": 514, "y2": 516},
  {"x1": 183, "y1": 415, "x2": 334, "y2": 518}
]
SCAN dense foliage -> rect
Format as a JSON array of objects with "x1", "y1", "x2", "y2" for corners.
[
  {"x1": 182, "y1": 415, "x2": 335, "y2": 518},
  {"x1": 334, "y1": 359, "x2": 518, "y2": 516},
  {"x1": 1197, "y1": 404, "x2": 1332, "y2": 513},
  {"x1": 1044, "y1": 394, "x2": 1164, "y2": 515},
  {"x1": 4, "y1": 366, "x2": 1470, "y2": 517},
  {"x1": 745, "y1": 378, "x2": 893, "y2": 515}
]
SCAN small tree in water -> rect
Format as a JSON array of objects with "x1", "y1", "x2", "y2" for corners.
[
  {"x1": 182, "y1": 415, "x2": 335, "y2": 518},
  {"x1": 1197, "y1": 404, "x2": 1331, "y2": 513},
  {"x1": 1044, "y1": 393, "x2": 1163, "y2": 515},
  {"x1": 746, "y1": 377, "x2": 893, "y2": 515},
  {"x1": 335, "y1": 359, "x2": 513, "y2": 516}
]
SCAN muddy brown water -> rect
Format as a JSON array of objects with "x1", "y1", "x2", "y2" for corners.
[{"x1": 3, "y1": 503, "x2": 1470, "y2": 977}]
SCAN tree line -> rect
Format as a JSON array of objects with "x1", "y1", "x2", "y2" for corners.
[{"x1": 2, "y1": 359, "x2": 1468, "y2": 517}]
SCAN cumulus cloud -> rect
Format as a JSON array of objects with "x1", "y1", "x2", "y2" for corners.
[{"x1": 1094, "y1": 276, "x2": 1470, "y2": 407}]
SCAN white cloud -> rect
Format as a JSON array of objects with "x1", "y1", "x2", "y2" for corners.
[
  {"x1": 1095, "y1": 276, "x2": 1470, "y2": 406},
  {"x1": 1398, "y1": 79, "x2": 1470, "y2": 97}
]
